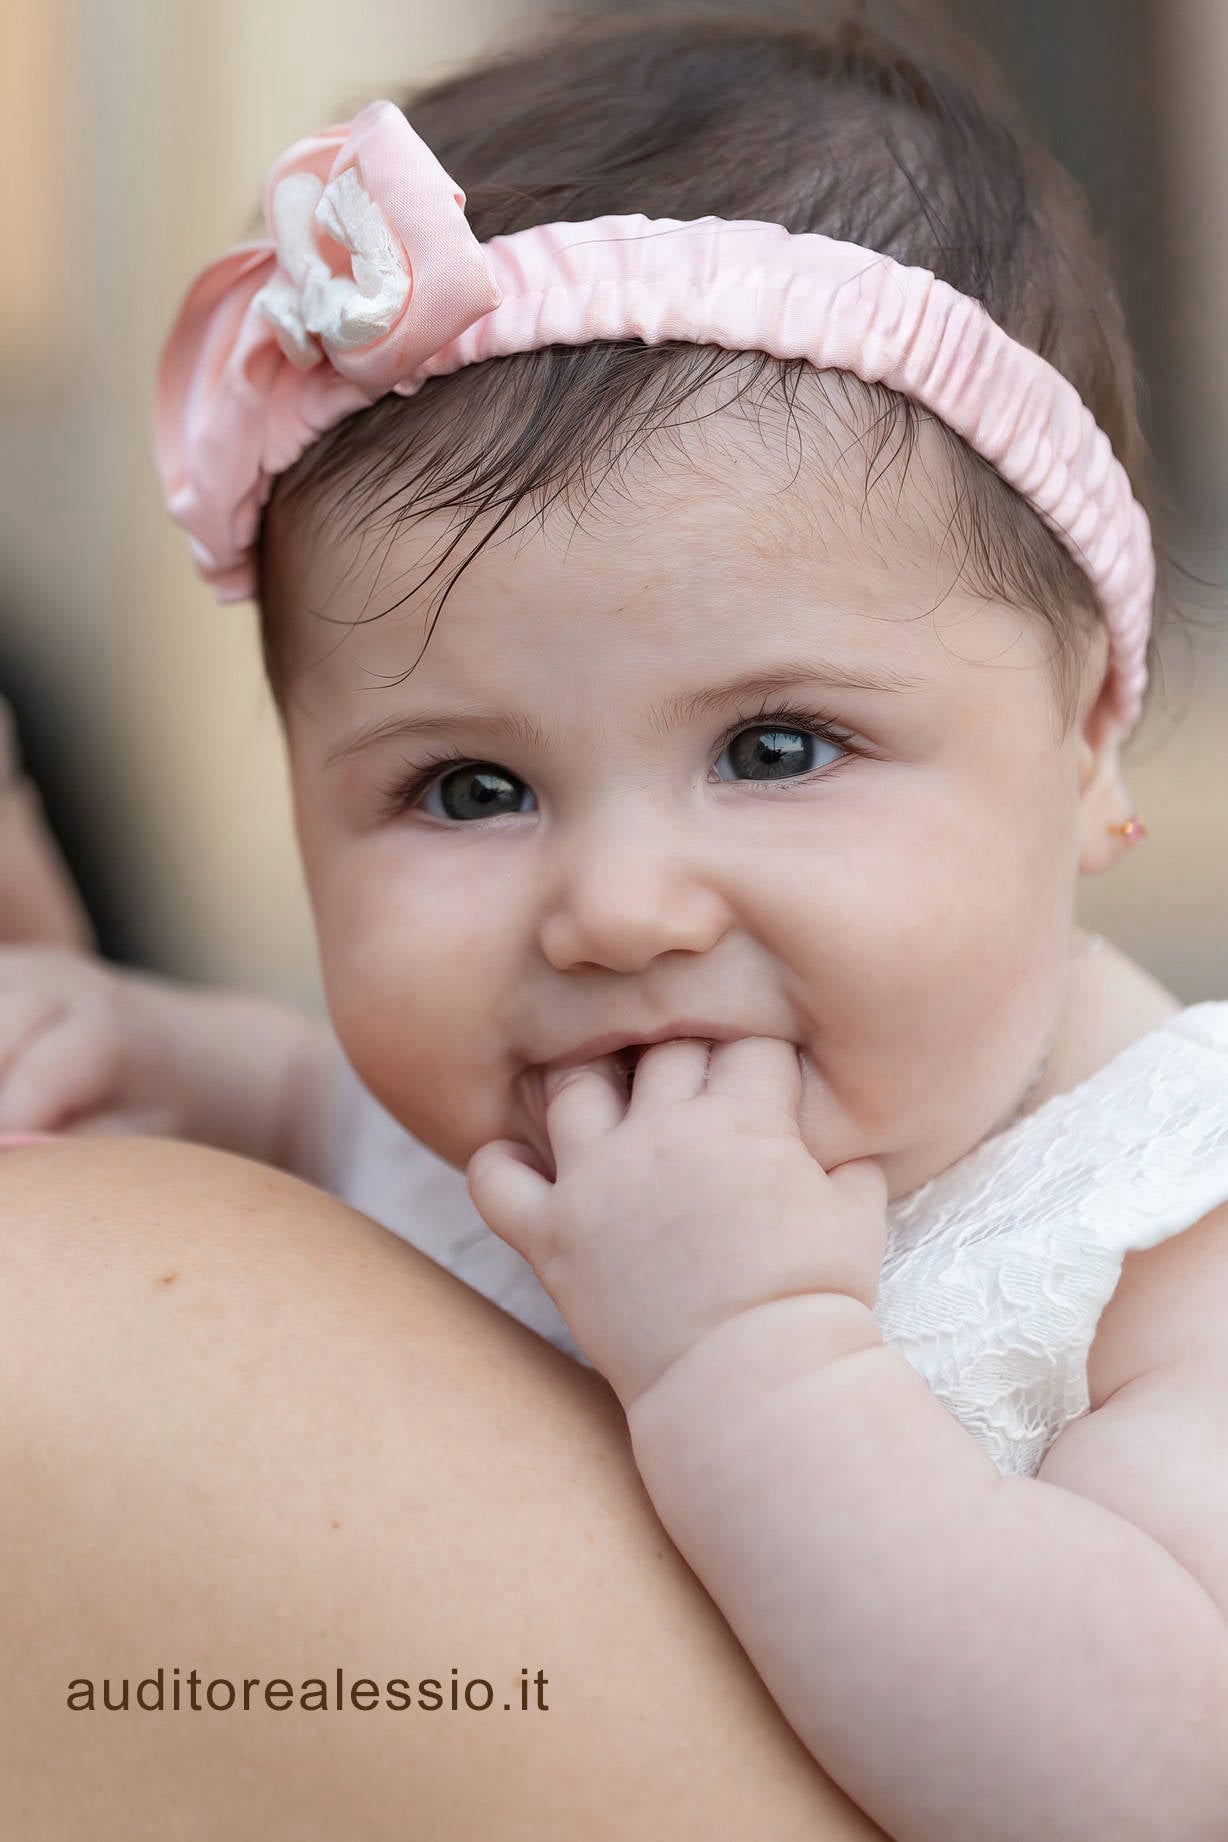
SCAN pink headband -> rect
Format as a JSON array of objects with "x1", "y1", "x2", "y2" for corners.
[{"x1": 155, "y1": 98, "x2": 1154, "y2": 735}]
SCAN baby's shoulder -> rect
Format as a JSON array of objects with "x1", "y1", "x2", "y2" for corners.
[{"x1": 1087, "y1": 1192, "x2": 1228, "y2": 1409}]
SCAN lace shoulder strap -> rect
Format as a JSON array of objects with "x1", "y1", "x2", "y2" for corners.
[
  {"x1": 1082, "y1": 1001, "x2": 1228, "y2": 1249},
  {"x1": 875, "y1": 1001, "x2": 1228, "y2": 1474}
]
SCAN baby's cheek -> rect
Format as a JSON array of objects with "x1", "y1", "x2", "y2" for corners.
[
  {"x1": 318, "y1": 925, "x2": 510, "y2": 1166},
  {"x1": 335, "y1": 964, "x2": 432, "y2": 1087}
]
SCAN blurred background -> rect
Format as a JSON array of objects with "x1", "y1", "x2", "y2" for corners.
[{"x1": 1, "y1": 0, "x2": 1224, "y2": 1014}]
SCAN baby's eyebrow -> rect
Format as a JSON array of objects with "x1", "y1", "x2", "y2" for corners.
[
  {"x1": 325, "y1": 657, "x2": 925, "y2": 768},
  {"x1": 658, "y1": 659, "x2": 925, "y2": 727}
]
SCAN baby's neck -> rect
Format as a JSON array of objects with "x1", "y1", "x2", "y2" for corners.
[
  {"x1": 997, "y1": 930, "x2": 1103, "y2": 1129},
  {"x1": 993, "y1": 930, "x2": 1182, "y2": 1141}
]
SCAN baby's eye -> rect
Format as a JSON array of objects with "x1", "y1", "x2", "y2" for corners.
[
  {"x1": 380, "y1": 706, "x2": 855, "y2": 823},
  {"x1": 713, "y1": 719, "x2": 845, "y2": 784},
  {"x1": 419, "y1": 763, "x2": 535, "y2": 824}
]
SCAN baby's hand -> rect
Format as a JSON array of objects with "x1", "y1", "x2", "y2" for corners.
[
  {"x1": 0, "y1": 946, "x2": 188, "y2": 1137},
  {"x1": 0, "y1": 948, "x2": 333, "y2": 1173},
  {"x1": 466, "y1": 1037, "x2": 888, "y2": 1410}
]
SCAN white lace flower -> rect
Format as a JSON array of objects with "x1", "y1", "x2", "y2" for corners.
[{"x1": 253, "y1": 167, "x2": 411, "y2": 370}]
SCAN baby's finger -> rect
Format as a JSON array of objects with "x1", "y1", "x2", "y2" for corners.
[
  {"x1": 542, "y1": 1055, "x2": 626, "y2": 1163},
  {"x1": 466, "y1": 1138, "x2": 553, "y2": 1261},
  {"x1": 625, "y1": 1037, "x2": 709, "y2": 1110},
  {"x1": 0, "y1": 1018, "x2": 115, "y2": 1133},
  {"x1": 706, "y1": 1035, "x2": 802, "y2": 1111}
]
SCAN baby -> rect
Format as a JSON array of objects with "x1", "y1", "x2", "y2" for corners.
[{"x1": 12, "y1": 3, "x2": 1228, "y2": 1836}]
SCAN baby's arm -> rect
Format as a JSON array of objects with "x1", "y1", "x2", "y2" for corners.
[
  {"x1": 0, "y1": 698, "x2": 333, "y2": 1175},
  {"x1": 468, "y1": 1038, "x2": 1228, "y2": 1842},
  {"x1": 119, "y1": 970, "x2": 335, "y2": 1180},
  {"x1": 627, "y1": 1296, "x2": 1228, "y2": 1842}
]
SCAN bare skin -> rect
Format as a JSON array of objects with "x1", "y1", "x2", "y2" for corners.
[
  {"x1": 0, "y1": 1136, "x2": 889, "y2": 1841},
  {"x1": 0, "y1": 699, "x2": 94, "y2": 951}
]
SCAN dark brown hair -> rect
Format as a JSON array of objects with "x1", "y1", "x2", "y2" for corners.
[{"x1": 258, "y1": 0, "x2": 1167, "y2": 737}]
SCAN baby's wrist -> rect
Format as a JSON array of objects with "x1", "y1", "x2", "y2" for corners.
[
  {"x1": 627, "y1": 1291, "x2": 883, "y2": 1441},
  {"x1": 120, "y1": 972, "x2": 328, "y2": 1170}
]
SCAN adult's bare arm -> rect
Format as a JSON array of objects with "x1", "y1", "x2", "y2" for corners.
[{"x1": 0, "y1": 1137, "x2": 889, "y2": 1841}]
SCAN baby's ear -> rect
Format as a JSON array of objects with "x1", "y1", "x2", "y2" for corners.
[
  {"x1": 1074, "y1": 701, "x2": 1134, "y2": 876},
  {"x1": 1076, "y1": 690, "x2": 1121, "y2": 790}
]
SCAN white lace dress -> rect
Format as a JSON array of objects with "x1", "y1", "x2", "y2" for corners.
[{"x1": 323, "y1": 997, "x2": 1228, "y2": 1478}]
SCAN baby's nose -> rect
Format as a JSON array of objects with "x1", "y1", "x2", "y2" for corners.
[{"x1": 536, "y1": 824, "x2": 734, "y2": 974}]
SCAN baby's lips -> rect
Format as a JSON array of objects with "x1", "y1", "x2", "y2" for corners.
[{"x1": 539, "y1": 1051, "x2": 627, "y2": 1102}]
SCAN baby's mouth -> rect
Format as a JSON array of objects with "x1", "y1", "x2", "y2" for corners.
[{"x1": 614, "y1": 1042, "x2": 646, "y2": 1085}]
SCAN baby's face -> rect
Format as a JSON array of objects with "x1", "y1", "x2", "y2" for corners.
[{"x1": 281, "y1": 393, "x2": 1111, "y2": 1200}]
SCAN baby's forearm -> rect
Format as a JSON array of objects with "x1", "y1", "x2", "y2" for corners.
[
  {"x1": 130, "y1": 973, "x2": 333, "y2": 1179},
  {"x1": 626, "y1": 1294, "x2": 1228, "y2": 1842}
]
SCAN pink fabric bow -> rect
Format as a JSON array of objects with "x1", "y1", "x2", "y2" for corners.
[{"x1": 154, "y1": 101, "x2": 501, "y2": 600}]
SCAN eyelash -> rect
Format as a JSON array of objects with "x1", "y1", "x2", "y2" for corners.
[{"x1": 373, "y1": 700, "x2": 862, "y2": 822}]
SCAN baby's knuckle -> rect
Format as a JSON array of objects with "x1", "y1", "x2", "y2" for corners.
[{"x1": 641, "y1": 1123, "x2": 696, "y2": 1170}]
